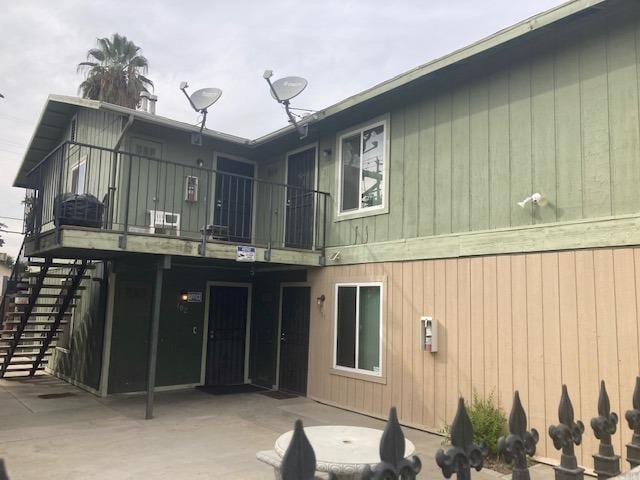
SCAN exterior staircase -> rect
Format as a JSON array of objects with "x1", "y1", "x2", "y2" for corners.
[{"x1": 0, "y1": 243, "x2": 90, "y2": 377}]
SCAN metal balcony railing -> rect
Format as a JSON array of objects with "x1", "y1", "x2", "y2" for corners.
[{"x1": 24, "y1": 141, "x2": 330, "y2": 256}]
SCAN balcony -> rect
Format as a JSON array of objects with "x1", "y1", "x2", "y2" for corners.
[{"x1": 23, "y1": 142, "x2": 329, "y2": 266}]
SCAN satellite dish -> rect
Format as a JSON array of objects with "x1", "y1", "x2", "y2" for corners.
[
  {"x1": 263, "y1": 70, "x2": 311, "y2": 139},
  {"x1": 269, "y1": 77, "x2": 307, "y2": 102},
  {"x1": 190, "y1": 88, "x2": 222, "y2": 111},
  {"x1": 179, "y1": 82, "x2": 222, "y2": 133}
]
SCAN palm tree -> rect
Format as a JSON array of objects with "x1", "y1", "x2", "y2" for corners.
[{"x1": 78, "y1": 34, "x2": 153, "y2": 109}]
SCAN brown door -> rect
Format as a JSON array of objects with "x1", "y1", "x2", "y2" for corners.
[
  {"x1": 285, "y1": 147, "x2": 316, "y2": 249},
  {"x1": 206, "y1": 285, "x2": 249, "y2": 385},
  {"x1": 279, "y1": 286, "x2": 310, "y2": 395}
]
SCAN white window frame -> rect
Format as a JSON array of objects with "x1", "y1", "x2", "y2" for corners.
[
  {"x1": 335, "y1": 114, "x2": 390, "y2": 221},
  {"x1": 333, "y1": 281, "x2": 384, "y2": 377},
  {"x1": 71, "y1": 159, "x2": 87, "y2": 195}
]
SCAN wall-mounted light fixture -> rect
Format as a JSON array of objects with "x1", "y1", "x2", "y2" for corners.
[
  {"x1": 180, "y1": 291, "x2": 189, "y2": 302},
  {"x1": 196, "y1": 158, "x2": 204, "y2": 168},
  {"x1": 322, "y1": 148, "x2": 332, "y2": 158},
  {"x1": 316, "y1": 294, "x2": 325, "y2": 306},
  {"x1": 517, "y1": 192, "x2": 547, "y2": 208}
]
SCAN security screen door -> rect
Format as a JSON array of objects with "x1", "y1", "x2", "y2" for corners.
[
  {"x1": 213, "y1": 157, "x2": 254, "y2": 243},
  {"x1": 285, "y1": 147, "x2": 316, "y2": 249}
]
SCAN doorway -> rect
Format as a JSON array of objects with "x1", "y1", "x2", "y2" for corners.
[
  {"x1": 213, "y1": 155, "x2": 255, "y2": 243},
  {"x1": 285, "y1": 146, "x2": 317, "y2": 249},
  {"x1": 204, "y1": 283, "x2": 251, "y2": 386},
  {"x1": 277, "y1": 285, "x2": 311, "y2": 395}
]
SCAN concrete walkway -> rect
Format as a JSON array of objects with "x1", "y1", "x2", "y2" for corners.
[{"x1": 0, "y1": 375, "x2": 554, "y2": 479}]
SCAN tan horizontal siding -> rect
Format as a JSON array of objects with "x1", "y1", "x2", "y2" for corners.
[{"x1": 307, "y1": 247, "x2": 640, "y2": 469}]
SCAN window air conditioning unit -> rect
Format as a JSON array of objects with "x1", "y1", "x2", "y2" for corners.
[{"x1": 149, "y1": 210, "x2": 181, "y2": 236}]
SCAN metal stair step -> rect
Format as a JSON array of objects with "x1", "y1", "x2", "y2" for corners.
[
  {"x1": 36, "y1": 294, "x2": 81, "y2": 299},
  {"x1": 2, "y1": 359, "x2": 39, "y2": 366},
  {"x1": 17, "y1": 303, "x2": 78, "y2": 308},
  {"x1": 34, "y1": 285, "x2": 86, "y2": 290},
  {"x1": 28, "y1": 262, "x2": 95, "y2": 269},
  {"x1": 0, "y1": 329, "x2": 63, "y2": 335},
  {"x1": 4, "y1": 321, "x2": 69, "y2": 326},
  {"x1": 0, "y1": 344, "x2": 57, "y2": 351},
  {"x1": 0, "y1": 354, "x2": 52, "y2": 362},
  {"x1": 2, "y1": 366, "x2": 45, "y2": 372},
  {"x1": 6, "y1": 312, "x2": 71, "y2": 317},
  {"x1": 0, "y1": 345, "x2": 54, "y2": 352},
  {"x1": 27, "y1": 273, "x2": 90, "y2": 279}
]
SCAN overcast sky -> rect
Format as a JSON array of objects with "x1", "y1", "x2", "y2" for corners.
[{"x1": 0, "y1": 0, "x2": 566, "y2": 257}]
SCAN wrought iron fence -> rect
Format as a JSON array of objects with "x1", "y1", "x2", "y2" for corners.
[
  {"x1": 24, "y1": 141, "x2": 330, "y2": 254},
  {"x1": 1, "y1": 378, "x2": 640, "y2": 478}
]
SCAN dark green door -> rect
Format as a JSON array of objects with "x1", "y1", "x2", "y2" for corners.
[
  {"x1": 108, "y1": 279, "x2": 152, "y2": 393},
  {"x1": 279, "y1": 286, "x2": 310, "y2": 395},
  {"x1": 206, "y1": 285, "x2": 248, "y2": 385}
]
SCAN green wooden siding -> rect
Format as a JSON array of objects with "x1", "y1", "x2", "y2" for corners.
[{"x1": 316, "y1": 12, "x2": 640, "y2": 250}]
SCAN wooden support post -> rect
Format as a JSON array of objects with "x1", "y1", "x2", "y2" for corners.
[{"x1": 145, "y1": 255, "x2": 170, "y2": 420}]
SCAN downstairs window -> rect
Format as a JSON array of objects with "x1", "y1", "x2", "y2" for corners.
[{"x1": 334, "y1": 283, "x2": 382, "y2": 375}]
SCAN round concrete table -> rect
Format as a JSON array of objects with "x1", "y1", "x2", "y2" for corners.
[{"x1": 275, "y1": 425, "x2": 415, "y2": 479}]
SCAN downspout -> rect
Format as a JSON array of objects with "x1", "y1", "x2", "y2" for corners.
[{"x1": 107, "y1": 114, "x2": 134, "y2": 229}]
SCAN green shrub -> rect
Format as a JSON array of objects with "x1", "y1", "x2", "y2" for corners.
[
  {"x1": 467, "y1": 391, "x2": 507, "y2": 456},
  {"x1": 441, "y1": 391, "x2": 507, "y2": 457}
]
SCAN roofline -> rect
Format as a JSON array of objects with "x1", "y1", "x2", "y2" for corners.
[
  {"x1": 250, "y1": 0, "x2": 608, "y2": 145},
  {"x1": 46, "y1": 94, "x2": 253, "y2": 145},
  {"x1": 15, "y1": 0, "x2": 610, "y2": 183}
]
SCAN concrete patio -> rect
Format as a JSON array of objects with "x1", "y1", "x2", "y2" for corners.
[{"x1": 0, "y1": 374, "x2": 554, "y2": 479}]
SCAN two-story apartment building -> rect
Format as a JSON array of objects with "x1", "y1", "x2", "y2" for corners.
[{"x1": 4, "y1": 0, "x2": 640, "y2": 468}]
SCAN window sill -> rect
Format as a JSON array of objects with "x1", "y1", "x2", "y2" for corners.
[
  {"x1": 330, "y1": 367, "x2": 387, "y2": 384},
  {"x1": 334, "y1": 206, "x2": 388, "y2": 223}
]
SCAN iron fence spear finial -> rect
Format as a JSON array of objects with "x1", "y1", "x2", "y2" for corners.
[
  {"x1": 280, "y1": 420, "x2": 320, "y2": 480},
  {"x1": 625, "y1": 376, "x2": 640, "y2": 468},
  {"x1": 436, "y1": 398, "x2": 488, "y2": 480},
  {"x1": 590, "y1": 380, "x2": 620, "y2": 479},
  {"x1": 497, "y1": 391, "x2": 539, "y2": 480},
  {"x1": 0, "y1": 459, "x2": 8, "y2": 480},
  {"x1": 548, "y1": 385, "x2": 585, "y2": 480},
  {"x1": 361, "y1": 407, "x2": 421, "y2": 479}
]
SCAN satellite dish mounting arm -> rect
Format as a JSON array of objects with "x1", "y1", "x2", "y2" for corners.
[
  {"x1": 264, "y1": 72, "x2": 308, "y2": 139},
  {"x1": 198, "y1": 109, "x2": 208, "y2": 133},
  {"x1": 180, "y1": 82, "x2": 198, "y2": 111}
]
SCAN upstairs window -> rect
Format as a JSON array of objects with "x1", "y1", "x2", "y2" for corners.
[
  {"x1": 69, "y1": 117, "x2": 77, "y2": 142},
  {"x1": 71, "y1": 160, "x2": 86, "y2": 195},
  {"x1": 338, "y1": 120, "x2": 386, "y2": 214}
]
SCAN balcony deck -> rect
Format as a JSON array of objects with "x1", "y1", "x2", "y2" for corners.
[
  {"x1": 22, "y1": 141, "x2": 329, "y2": 267},
  {"x1": 24, "y1": 226, "x2": 324, "y2": 266}
]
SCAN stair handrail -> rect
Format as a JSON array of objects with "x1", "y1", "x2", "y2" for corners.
[{"x1": 0, "y1": 238, "x2": 26, "y2": 328}]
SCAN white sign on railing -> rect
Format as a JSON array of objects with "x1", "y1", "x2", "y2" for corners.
[{"x1": 236, "y1": 246, "x2": 256, "y2": 262}]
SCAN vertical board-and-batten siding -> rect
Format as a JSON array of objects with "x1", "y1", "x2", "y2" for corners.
[
  {"x1": 324, "y1": 11, "x2": 640, "y2": 250},
  {"x1": 307, "y1": 247, "x2": 640, "y2": 470}
]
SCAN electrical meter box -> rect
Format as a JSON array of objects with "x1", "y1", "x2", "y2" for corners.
[{"x1": 420, "y1": 316, "x2": 438, "y2": 353}]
